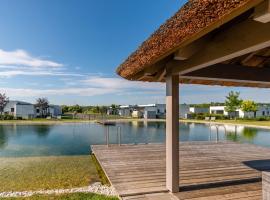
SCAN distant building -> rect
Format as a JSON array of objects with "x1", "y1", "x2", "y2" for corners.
[
  {"x1": 138, "y1": 104, "x2": 166, "y2": 119},
  {"x1": 49, "y1": 105, "x2": 62, "y2": 117},
  {"x1": 4, "y1": 100, "x2": 36, "y2": 119},
  {"x1": 179, "y1": 104, "x2": 190, "y2": 119},
  {"x1": 189, "y1": 107, "x2": 209, "y2": 114},
  {"x1": 36, "y1": 105, "x2": 62, "y2": 118},
  {"x1": 118, "y1": 105, "x2": 133, "y2": 117},
  {"x1": 210, "y1": 106, "x2": 228, "y2": 115},
  {"x1": 210, "y1": 105, "x2": 270, "y2": 118}
]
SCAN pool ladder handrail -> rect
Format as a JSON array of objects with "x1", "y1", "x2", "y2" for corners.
[
  {"x1": 209, "y1": 124, "x2": 227, "y2": 142},
  {"x1": 105, "y1": 126, "x2": 122, "y2": 147}
]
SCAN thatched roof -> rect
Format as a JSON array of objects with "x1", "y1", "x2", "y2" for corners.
[{"x1": 116, "y1": 0, "x2": 259, "y2": 80}]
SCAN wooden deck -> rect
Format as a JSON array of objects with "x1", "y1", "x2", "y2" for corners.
[{"x1": 92, "y1": 142, "x2": 270, "y2": 199}]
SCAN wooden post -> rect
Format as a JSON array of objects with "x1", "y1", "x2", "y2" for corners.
[
  {"x1": 166, "y1": 72, "x2": 179, "y2": 193},
  {"x1": 263, "y1": 172, "x2": 270, "y2": 200}
]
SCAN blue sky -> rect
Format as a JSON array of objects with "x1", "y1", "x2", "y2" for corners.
[{"x1": 0, "y1": 0, "x2": 269, "y2": 105}]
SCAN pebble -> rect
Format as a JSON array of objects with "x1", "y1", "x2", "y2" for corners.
[{"x1": 0, "y1": 182, "x2": 117, "y2": 198}]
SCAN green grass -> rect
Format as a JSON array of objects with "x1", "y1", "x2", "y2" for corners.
[
  {"x1": 91, "y1": 155, "x2": 110, "y2": 185},
  {"x1": 0, "y1": 156, "x2": 100, "y2": 192},
  {"x1": 0, "y1": 193, "x2": 119, "y2": 200}
]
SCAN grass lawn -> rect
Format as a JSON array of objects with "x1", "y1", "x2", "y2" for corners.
[
  {"x1": 181, "y1": 119, "x2": 270, "y2": 128},
  {"x1": 0, "y1": 193, "x2": 118, "y2": 200},
  {"x1": 0, "y1": 156, "x2": 101, "y2": 192}
]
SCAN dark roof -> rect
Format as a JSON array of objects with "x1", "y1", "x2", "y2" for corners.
[
  {"x1": 116, "y1": 0, "x2": 258, "y2": 79},
  {"x1": 9, "y1": 100, "x2": 33, "y2": 105}
]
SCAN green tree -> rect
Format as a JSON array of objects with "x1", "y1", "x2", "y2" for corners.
[
  {"x1": 225, "y1": 91, "x2": 242, "y2": 119},
  {"x1": 61, "y1": 105, "x2": 69, "y2": 113},
  {"x1": 241, "y1": 100, "x2": 258, "y2": 118},
  {"x1": 36, "y1": 98, "x2": 49, "y2": 118},
  {"x1": 0, "y1": 93, "x2": 9, "y2": 115}
]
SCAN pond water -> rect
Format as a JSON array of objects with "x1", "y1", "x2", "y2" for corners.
[{"x1": 0, "y1": 121, "x2": 270, "y2": 157}]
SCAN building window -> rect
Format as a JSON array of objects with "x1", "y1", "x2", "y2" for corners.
[
  {"x1": 10, "y1": 108, "x2": 14, "y2": 112},
  {"x1": 36, "y1": 109, "x2": 40, "y2": 113},
  {"x1": 263, "y1": 111, "x2": 265, "y2": 116}
]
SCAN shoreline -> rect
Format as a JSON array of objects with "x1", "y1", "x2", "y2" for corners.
[{"x1": 0, "y1": 118, "x2": 269, "y2": 130}]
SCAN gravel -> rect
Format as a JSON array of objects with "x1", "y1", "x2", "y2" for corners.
[{"x1": 0, "y1": 182, "x2": 117, "y2": 198}]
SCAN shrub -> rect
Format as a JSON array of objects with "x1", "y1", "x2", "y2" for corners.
[{"x1": 0, "y1": 114, "x2": 14, "y2": 120}]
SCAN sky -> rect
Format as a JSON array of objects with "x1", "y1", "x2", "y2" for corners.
[{"x1": 0, "y1": 0, "x2": 270, "y2": 106}]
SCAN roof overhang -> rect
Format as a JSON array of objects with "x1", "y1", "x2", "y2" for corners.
[{"x1": 116, "y1": 0, "x2": 270, "y2": 88}]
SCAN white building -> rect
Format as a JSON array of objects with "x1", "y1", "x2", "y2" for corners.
[
  {"x1": 179, "y1": 104, "x2": 190, "y2": 119},
  {"x1": 138, "y1": 104, "x2": 166, "y2": 119},
  {"x1": 210, "y1": 105, "x2": 270, "y2": 118},
  {"x1": 4, "y1": 101, "x2": 36, "y2": 119},
  {"x1": 49, "y1": 105, "x2": 62, "y2": 117},
  {"x1": 118, "y1": 105, "x2": 133, "y2": 117},
  {"x1": 210, "y1": 106, "x2": 228, "y2": 115},
  {"x1": 189, "y1": 107, "x2": 209, "y2": 114},
  {"x1": 36, "y1": 105, "x2": 62, "y2": 118}
]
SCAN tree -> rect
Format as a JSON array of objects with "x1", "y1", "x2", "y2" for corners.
[
  {"x1": 225, "y1": 91, "x2": 242, "y2": 119},
  {"x1": 241, "y1": 100, "x2": 258, "y2": 118},
  {"x1": 0, "y1": 93, "x2": 9, "y2": 115},
  {"x1": 61, "y1": 105, "x2": 69, "y2": 113},
  {"x1": 36, "y1": 98, "x2": 49, "y2": 118}
]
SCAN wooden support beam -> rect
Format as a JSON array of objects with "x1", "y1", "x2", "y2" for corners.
[
  {"x1": 166, "y1": 71, "x2": 179, "y2": 193},
  {"x1": 168, "y1": 19, "x2": 270, "y2": 75},
  {"x1": 182, "y1": 63, "x2": 270, "y2": 83},
  {"x1": 174, "y1": 36, "x2": 209, "y2": 60},
  {"x1": 254, "y1": 0, "x2": 270, "y2": 23}
]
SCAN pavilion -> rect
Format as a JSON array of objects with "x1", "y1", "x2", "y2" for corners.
[{"x1": 116, "y1": 0, "x2": 270, "y2": 193}]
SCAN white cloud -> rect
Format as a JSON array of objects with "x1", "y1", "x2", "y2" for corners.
[
  {"x1": 0, "y1": 87, "x2": 119, "y2": 97},
  {"x1": 81, "y1": 76, "x2": 165, "y2": 90},
  {"x1": 0, "y1": 49, "x2": 63, "y2": 68}
]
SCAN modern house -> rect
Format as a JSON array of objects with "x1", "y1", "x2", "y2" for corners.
[
  {"x1": 3, "y1": 100, "x2": 62, "y2": 119},
  {"x1": 179, "y1": 104, "x2": 190, "y2": 119},
  {"x1": 36, "y1": 105, "x2": 62, "y2": 118},
  {"x1": 4, "y1": 101, "x2": 36, "y2": 119},
  {"x1": 139, "y1": 104, "x2": 166, "y2": 119},
  {"x1": 118, "y1": 105, "x2": 133, "y2": 117},
  {"x1": 189, "y1": 106, "x2": 209, "y2": 114},
  {"x1": 210, "y1": 105, "x2": 270, "y2": 118}
]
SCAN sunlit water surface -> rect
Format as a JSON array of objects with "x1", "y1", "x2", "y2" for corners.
[{"x1": 0, "y1": 122, "x2": 270, "y2": 157}]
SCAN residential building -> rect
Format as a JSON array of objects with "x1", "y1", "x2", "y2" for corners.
[
  {"x1": 210, "y1": 105, "x2": 270, "y2": 118},
  {"x1": 179, "y1": 104, "x2": 190, "y2": 119},
  {"x1": 36, "y1": 105, "x2": 62, "y2": 118},
  {"x1": 4, "y1": 101, "x2": 36, "y2": 119},
  {"x1": 138, "y1": 104, "x2": 166, "y2": 119},
  {"x1": 189, "y1": 107, "x2": 209, "y2": 114},
  {"x1": 118, "y1": 105, "x2": 133, "y2": 117}
]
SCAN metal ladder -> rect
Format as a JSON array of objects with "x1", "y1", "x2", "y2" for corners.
[
  {"x1": 209, "y1": 124, "x2": 227, "y2": 142},
  {"x1": 105, "y1": 126, "x2": 122, "y2": 147}
]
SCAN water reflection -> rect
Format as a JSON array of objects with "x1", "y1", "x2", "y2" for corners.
[
  {"x1": 242, "y1": 127, "x2": 258, "y2": 141},
  {"x1": 33, "y1": 125, "x2": 51, "y2": 138},
  {"x1": 0, "y1": 126, "x2": 7, "y2": 149},
  {"x1": 0, "y1": 122, "x2": 269, "y2": 157}
]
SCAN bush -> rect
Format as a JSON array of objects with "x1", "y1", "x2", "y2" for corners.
[
  {"x1": 0, "y1": 114, "x2": 14, "y2": 120},
  {"x1": 188, "y1": 113, "x2": 228, "y2": 120}
]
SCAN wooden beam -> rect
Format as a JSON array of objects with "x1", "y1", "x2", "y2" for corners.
[
  {"x1": 254, "y1": 0, "x2": 270, "y2": 23},
  {"x1": 182, "y1": 63, "x2": 270, "y2": 83},
  {"x1": 168, "y1": 19, "x2": 270, "y2": 75},
  {"x1": 166, "y1": 71, "x2": 179, "y2": 193},
  {"x1": 174, "y1": 36, "x2": 209, "y2": 60}
]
